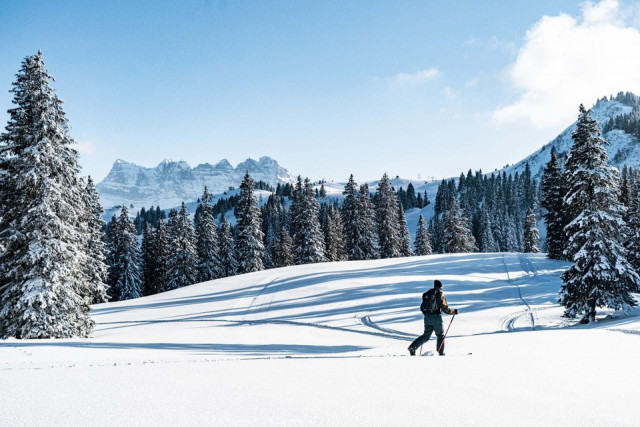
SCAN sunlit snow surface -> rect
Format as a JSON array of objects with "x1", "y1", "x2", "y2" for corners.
[{"x1": 2, "y1": 253, "x2": 640, "y2": 426}]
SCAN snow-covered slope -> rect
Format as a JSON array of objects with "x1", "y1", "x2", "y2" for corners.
[
  {"x1": 499, "y1": 98, "x2": 636, "y2": 179},
  {"x1": 2, "y1": 253, "x2": 639, "y2": 425},
  {"x1": 97, "y1": 156, "x2": 296, "y2": 209}
]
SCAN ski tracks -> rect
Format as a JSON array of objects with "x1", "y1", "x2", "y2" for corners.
[
  {"x1": 360, "y1": 314, "x2": 414, "y2": 341},
  {"x1": 500, "y1": 253, "x2": 538, "y2": 332}
]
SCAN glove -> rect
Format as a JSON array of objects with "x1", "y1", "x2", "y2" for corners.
[{"x1": 453, "y1": 309, "x2": 459, "y2": 315}]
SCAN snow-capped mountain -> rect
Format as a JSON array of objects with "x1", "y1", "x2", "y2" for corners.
[
  {"x1": 498, "y1": 95, "x2": 639, "y2": 179},
  {"x1": 97, "y1": 156, "x2": 296, "y2": 209}
]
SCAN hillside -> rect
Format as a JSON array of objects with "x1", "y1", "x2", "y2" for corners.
[
  {"x1": 499, "y1": 94, "x2": 640, "y2": 179},
  {"x1": 2, "y1": 253, "x2": 639, "y2": 425}
]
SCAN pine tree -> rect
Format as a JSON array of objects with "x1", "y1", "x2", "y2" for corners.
[
  {"x1": 273, "y1": 226, "x2": 294, "y2": 267},
  {"x1": 620, "y1": 165, "x2": 632, "y2": 209},
  {"x1": 218, "y1": 215, "x2": 237, "y2": 277},
  {"x1": 151, "y1": 220, "x2": 170, "y2": 293},
  {"x1": 429, "y1": 215, "x2": 444, "y2": 254},
  {"x1": 523, "y1": 208, "x2": 540, "y2": 253},
  {"x1": 141, "y1": 221, "x2": 157, "y2": 296},
  {"x1": 105, "y1": 215, "x2": 120, "y2": 300},
  {"x1": 375, "y1": 173, "x2": 402, "y2": 258},
  {"x1": 291, "y1": 177, "x2": 326, "y2": 264},
  {"x1": 325, "y1": 205, "x2": 346, "y2": 261},
  {"x1": 0, "y1": 52, "x2": 94, "y2": 338},
  {"x1": 560, "y1": 105, "x2": 640, "y2": 323},
  {"x1": 477, "y1": 205, "x2": 498, "y2": 252},
  {"x1": 166, "y1": 203, "x2": 199, "y2": 289},
  {"x1": 111, "y1": 206, "x2": 143, "y2": 301},
  {"x1": 196, "y1": 187, "x2": 222, "y2": 281},
  {"x1": 261, "y1": 194, "x2": 287, "y2": 270},
  {"x1": 406, "y1": 183, "x2": 417, "y2": 209},
  {"x1": 414, "y1": 215, "x2": 432, "y2": 256},
  {"x1": 341, "y1": 174, "x2": 360, "y2": 259},
  {"x1": 235, "y1": 172, "x2": 265, "y2": 273},
  {"x1": 626, "y1": 171, "x2": 640, "y2": 272},
  {"x1": 443, "y1": 197, "x2": 476, "y2": 253},
  {"x1": 352, "y1": 184, "x2": 379, "y2": 260},
  {"x1": 397, "y1": 204, "x2": 412, "y2": 257},
  {"x1": 84, "y1": 176, "x2": 109, "y2": 303},
  {"x1": 541, "y1": 148, "x2": 567, "y2": 259}
]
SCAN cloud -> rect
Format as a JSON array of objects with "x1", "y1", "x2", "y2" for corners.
[
  {"x1": 386, "y1": 68, "x2": 440, "y2": 85},
  {"x1": 493, "y1": 0, "x2": 640, "y2": 129}
]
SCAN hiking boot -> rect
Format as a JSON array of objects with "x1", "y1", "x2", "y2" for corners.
[
  {"x1": 408, "y1": 347, "x2": 416, "y2": 356},
  {"x1": 438, "y1": 352, "x2": 445, "y2": 356}
]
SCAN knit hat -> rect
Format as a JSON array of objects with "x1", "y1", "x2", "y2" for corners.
[{"x1": 434, "y1": 280, "x2": 443, "y2": 288}]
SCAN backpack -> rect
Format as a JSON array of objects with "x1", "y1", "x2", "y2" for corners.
[{"x1": 420, "y1": 289, "x2": 439, "y2": 314}]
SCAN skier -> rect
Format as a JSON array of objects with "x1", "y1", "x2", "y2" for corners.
[{"x1": 408, "y1": 280, "x2": 458, "y2": 356}]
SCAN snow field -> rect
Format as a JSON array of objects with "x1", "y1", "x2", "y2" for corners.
[{"x1": 1, "y1": 252, "x2": 640, "y2": 426}]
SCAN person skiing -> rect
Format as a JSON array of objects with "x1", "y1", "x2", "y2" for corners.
[{"x1": 408, "y1": 280, "x2": 458, "y2": 356}]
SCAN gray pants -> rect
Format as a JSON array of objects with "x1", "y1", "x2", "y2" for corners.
[{"x1": 409, "y1": 314, "x2": 445, "y2": 354}]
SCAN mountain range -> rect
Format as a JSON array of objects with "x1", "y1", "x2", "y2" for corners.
[
  {"x1": 97, "y1": 93, "x2": 640, "y2": 210},
  {"x1": 97, "y1": 156, "x2": 296, "y2": 209}
]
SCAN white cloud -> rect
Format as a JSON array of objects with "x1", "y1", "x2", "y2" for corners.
[
  {"x1": 493, "y1": 0, "x2": 640, "y2": 129},
  {"x1": 386, "y1": 68, "x2": 440, "y2": 85}
]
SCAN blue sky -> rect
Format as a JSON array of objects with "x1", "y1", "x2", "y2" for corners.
[{"x1": 2, "y1": 0, "x2": 640, "y2": 183}]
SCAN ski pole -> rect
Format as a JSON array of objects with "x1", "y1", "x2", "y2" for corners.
[{"x1": 437, "y1": 314, "x2": 456, "y2": 354}]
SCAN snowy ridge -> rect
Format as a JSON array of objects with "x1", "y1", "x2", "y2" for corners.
[
  {"x1": 498, "y1": 98, "x2": 636, "y2": 179},
  {"x1": 97, "y1": 156, "x2": 296, "y2": 209}
]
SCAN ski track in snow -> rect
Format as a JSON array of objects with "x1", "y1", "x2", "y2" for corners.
[
  {"x1": 500, "y1": 253, "x2": 537, "y2": 332},
  {"x1": 359, "y1": 314, "x2": 414, "y2": 341}
]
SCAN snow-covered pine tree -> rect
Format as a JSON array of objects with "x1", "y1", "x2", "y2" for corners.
[
  {"x1": 541, "y1": 148, "x2": 567, "y2": 259},
  {"x1": 397, "y1": 204, "x2": 412, "y2": 257},
  {"x1": 218, "y1": 215, "x2": 237, "y2": 277},
  {"x1": 291, "y1": 177, "x2": 326, "y2": 264},
  {"x1": 235, "y1": 172, "x2": 265, "y2": 273},
  {"x1": 141, "y1": 221, "x2": 157, "y2": 296},
  {"x1": 112, "y1": 206, "x2": 143, "y2": 301},
  {"x1": 443, "y1": 197, "x2": 476, "y2": 253},
  {"x1": 196, "y1": 187, "x2": 222, "y2": 281},
  {"x1": 626, "y1": 170, "x2": 640, "y2": 272},
  {"x1": 620, "y1": 165, "x2": 632, "y2": 209},
  {"x1": 324, "y1": 204, "x2": 346, "y2": 261},
  {"x1": 152, "y1": 219, "x2": 170, "y2": 293},
  {"x1": 428, "y1": 215, "x2": 444, "y2": 254},
  {"x1": 84, "y1": 176, "x2": 109, "y2": 303},
  {"x1": 0, "y1": 52, "x2": 94, "y2": 338},
  {"x1": 105, "y1": 215, "x2": 120, "y2": 300},
  {"x1": 261, "y1": 194, "x2": 288, "y2": 270},
  {"x1": 375, "y1": 173, "x2": 402, "y2": 258},
  {"x1": 166, "y1": 202, "x2": 199, "y2": 289},
  {"x1": 523, "y1": 208, "x2": 540, "y2": 253},
  {"x1": 273, "y1": 226, "x2": 294, "y2": 267},
  {"x1": 476, "y1": 205, "x2": 498, "y2": 252},
  {"x1": 414, "y1": 214, "x2": 432, "y2": 256},
  {"x1": 353, "y1": 184, "x2": 379, "y2": 260},
  {"x1": 560, "y1": 105, "x2": 640, "y2": 323},
  {"x1": 341, "y1": 174, "x2": 360, "y2": 260}
]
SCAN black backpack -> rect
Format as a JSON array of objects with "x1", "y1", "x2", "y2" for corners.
[{"x1": 420, "y1": 289, "x2": 439, "y2": 314}]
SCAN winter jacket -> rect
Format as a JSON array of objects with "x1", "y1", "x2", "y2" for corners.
[{"x1": 422, "y1": 289, "x2": 456, "y2": 316}]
